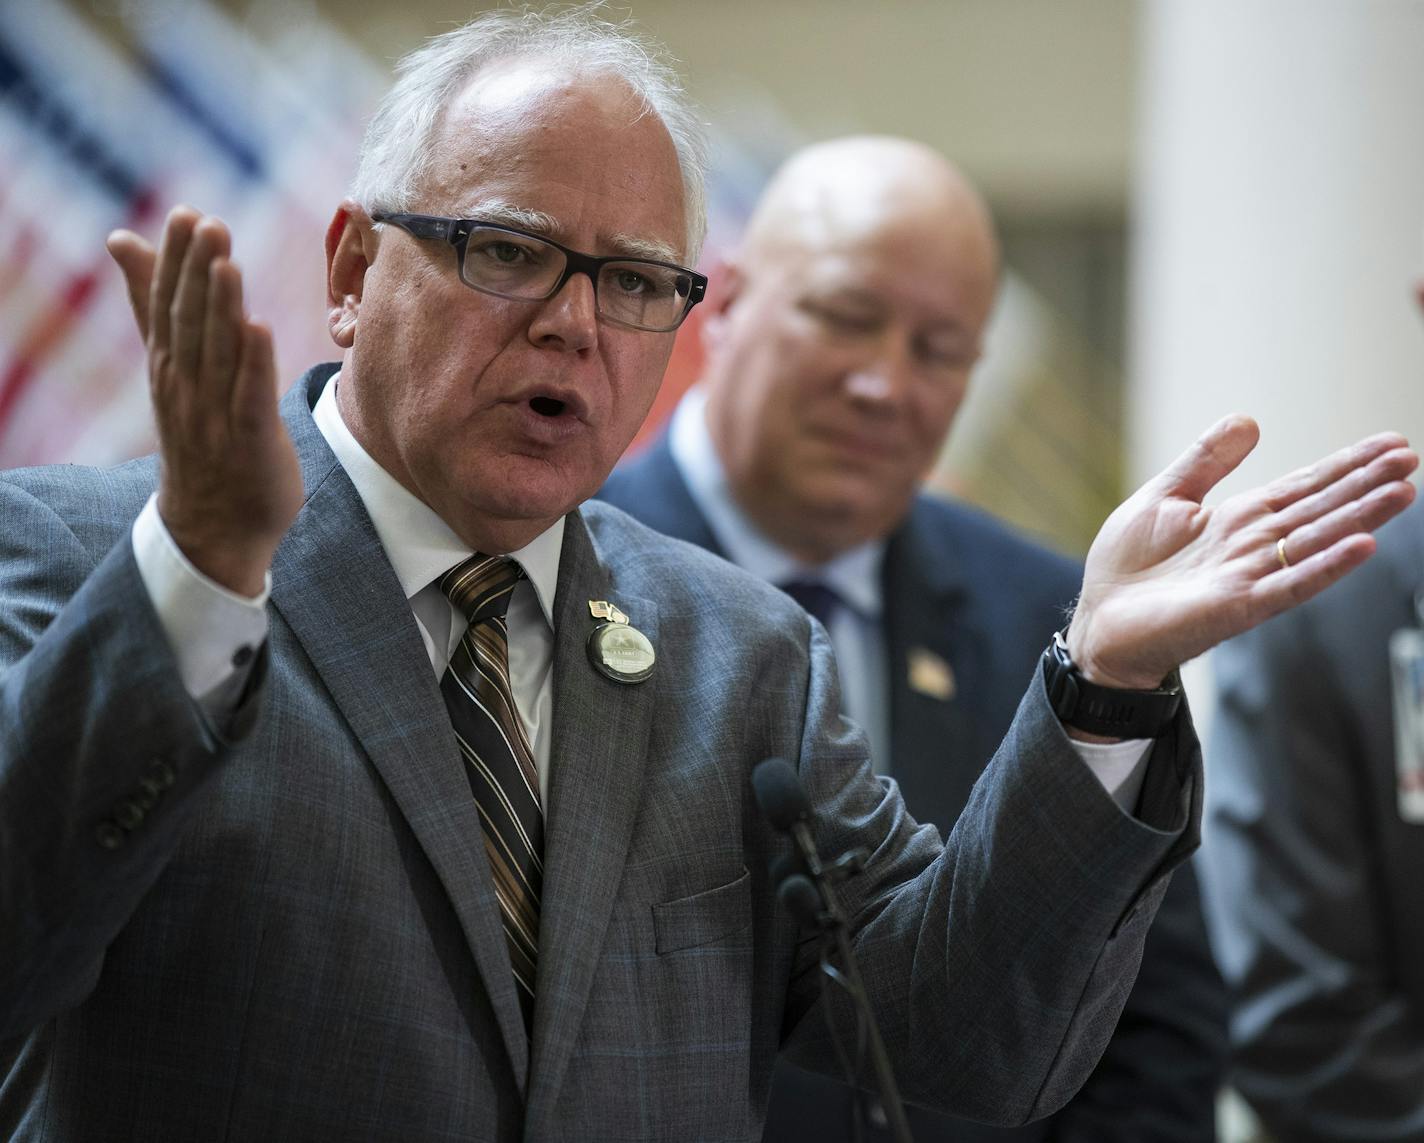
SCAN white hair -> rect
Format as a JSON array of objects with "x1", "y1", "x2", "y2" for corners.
[{"x1": 349, "y1": 6, "x2": 708, "y2": 262}]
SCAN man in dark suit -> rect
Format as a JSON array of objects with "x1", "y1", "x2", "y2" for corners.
[
  {"x1": 1206, "y1": 495, "x2": 1424, "y2": 1139},
  {"x1": 1200, "y1": 283, "x2": 1424, "y2": 1143},
  {"x1": 600, "y1": 136, "x2": 1229, "y2": 1140},
  {"x1": 0, "y1": 14, "x2": 1413, "y2": 1141}
]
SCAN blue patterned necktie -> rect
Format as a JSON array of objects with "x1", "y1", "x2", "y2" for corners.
[{"x1": 439, "y1": 554, "x2": 542, "y2": 1035}]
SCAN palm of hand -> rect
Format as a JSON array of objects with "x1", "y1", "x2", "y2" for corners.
[{"x1": 1069, "y1": 416, "x2": 1417, "y2": 690}]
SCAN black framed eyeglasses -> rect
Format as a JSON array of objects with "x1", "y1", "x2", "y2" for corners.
[{"x1": 371, "y1": 211, "x2": 707, "y2": 333}]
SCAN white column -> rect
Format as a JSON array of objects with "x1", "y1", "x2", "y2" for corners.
[
  {"x1": 1133, "y1": 11, "x2": 1424, "y2": 1138},
  {"x1": 1132, "y1": 0, "x2": 1424, "y2": 495}
]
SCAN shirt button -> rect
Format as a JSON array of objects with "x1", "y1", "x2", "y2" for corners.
[
  {"x1": 94, "y1": 822, "x2": 125, "y2": 850},
  {"x1": 231, "y1": 644, "x2": 254, "y2": 668}
]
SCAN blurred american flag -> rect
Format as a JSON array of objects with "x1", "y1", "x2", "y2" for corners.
[{"x1": 0, "y1": 0, "x2": 383, "y2": 466}]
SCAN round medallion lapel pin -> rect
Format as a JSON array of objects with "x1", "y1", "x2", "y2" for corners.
[{"x1": 586, "y1": 600, "x2": 655, "y2": 684}]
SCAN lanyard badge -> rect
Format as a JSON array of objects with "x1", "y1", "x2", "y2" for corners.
[{"x1": 1389, "y1": 591, "x2": 1424, "y2": 823}]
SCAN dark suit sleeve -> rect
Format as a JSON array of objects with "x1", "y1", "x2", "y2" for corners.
[
  {"x1": 1204, "y1": 610, "x2": 1424, "y2": 1143},
  {"x1": 0, "y1": 477, "x2": 260, "y2": 1040}
]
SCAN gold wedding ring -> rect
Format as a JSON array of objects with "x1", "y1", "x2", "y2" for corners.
[{"x1": 1276, "y1": 536, "x2": 1292, "y2": 569}]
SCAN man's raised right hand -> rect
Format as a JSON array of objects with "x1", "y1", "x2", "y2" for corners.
[{"x1": 108, "y1": 206, "x2": 303, "y2": 597}]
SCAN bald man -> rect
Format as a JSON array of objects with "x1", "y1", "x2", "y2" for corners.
[{"x1": 600, "y1": 136, "x2": 1228, "y2": 1141}]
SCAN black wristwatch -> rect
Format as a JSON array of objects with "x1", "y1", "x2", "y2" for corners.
[{"x1": 1041, "y1": 629, "x2": 1182, "y2": 738}]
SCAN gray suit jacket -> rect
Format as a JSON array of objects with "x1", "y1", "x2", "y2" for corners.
[
  {"x1": 600, "y1": 433, "x2": 1226, "y2": 1142},
  {"x1": 1205, "y1": 502, "x2": 1424, "y2": 1143},
  {"x1": 0, "y1": 364, "x2": 1199, "y2": 1140}
]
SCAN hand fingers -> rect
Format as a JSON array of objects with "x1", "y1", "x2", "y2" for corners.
[
  {"x1": 231, "y1": 318, "x2": 277, "y2": 432},
  {"x1": 148, "y1": 206, "x2": 201, "y2": 354},
  {"x1": 169, "y1": 217, "x2": 232, "y2": 382},
  {"x1": 1258, "y1": 431, "x2": 1412, "y2": 513},
  {"x1": 1269, "y1": 445, "x2": 1418, "y2": 537},
  {"x1": 1251, "y1": 531, "x2": 1378, "y2": 621},
  {"x1": 106, "y1": 230, "x2": 157, "y2": 341},
  {"x1": 1154, "y1": 414, "x2": 1260, "y2": 504},
  {"x1": 202, "y1": 257, "x2": 244, "y2": 404},
  {"x1": 1272, "y1": 478, "x2": 1416, "y2": 573}
]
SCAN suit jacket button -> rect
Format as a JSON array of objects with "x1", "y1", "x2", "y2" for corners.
[
  {"x1": 148, "y1": 760, "x2": 176, "y2": 790},
  {"x1": 113, "y1": 799, "x2": 144, "y2": 830},
  {"x1": 133, "y1": 783, "x2": 158, "y2": 811},
  {"x1": 94, "y1": 822, "x2": 125, "y2": 850}
]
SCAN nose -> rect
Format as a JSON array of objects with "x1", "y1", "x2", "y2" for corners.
[
  {"x1": 844, "y1": 333, "x2": 914, "y2": 411},
  {"x1": 527, "y1": 269, "x2": 599, "y2": 352}
]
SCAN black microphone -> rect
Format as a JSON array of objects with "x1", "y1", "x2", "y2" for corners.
[
  {"x1": 752, "y1": 757, "x2": 825, "y2": 884},
  {"x1": 751, "y1": 756, "x2": 810, "y2": 829},
  {"x1": 777, "y1": 873, "x2": 826, "y2": 928},
  {"x1": 769, "y1": 851, "x2": 808, "y2": 890}
]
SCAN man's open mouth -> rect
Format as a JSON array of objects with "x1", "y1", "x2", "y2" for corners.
[{"x1": 530, "y1": 396, "x2": 567, "y2": 417}]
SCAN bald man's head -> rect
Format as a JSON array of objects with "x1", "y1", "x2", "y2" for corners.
[
  {"x1": 742, "y1": 136, "x2": 998, "y2": 284},
  {"x1": 701, "y1": 135, "x2": 1000, "y2": 564}
]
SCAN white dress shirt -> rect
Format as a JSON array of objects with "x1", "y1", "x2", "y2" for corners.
[
  {"x1": 666, "y1": 386, "x2": 1151, "y2": 810},
  {"x1": 131, "y1": 373, "x2": 563, "y2": 806}
]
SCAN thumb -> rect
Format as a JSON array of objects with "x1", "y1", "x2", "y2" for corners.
[
  {"x1": 1152, "y1": 414, "x2": 1260, "y2": 504},
  {"x1": 106, "y1": 229, "x2": 157, "y2": 343}
]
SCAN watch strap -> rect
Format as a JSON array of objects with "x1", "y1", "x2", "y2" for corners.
[{"x1": 1041, "y1": 629, "x2": 1182, "y2": 738}]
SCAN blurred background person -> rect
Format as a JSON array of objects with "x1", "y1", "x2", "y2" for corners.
[
  {"x1": 1198, "y1": 278, "x2": 1424, "y2": 1143},
  {"x1": 599, "y1": 134, "x2": 1228, "y2": 1143}
]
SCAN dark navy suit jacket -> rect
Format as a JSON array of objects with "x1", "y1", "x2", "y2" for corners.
[{"x1": 599, "y1": 431, "x2": 1227, "y2": 1143}]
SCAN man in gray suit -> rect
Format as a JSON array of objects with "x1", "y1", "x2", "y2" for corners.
[
  {"x1": 0, "y1": 10, "x2": 1415, "y2": 1140},
  {"x1": 599, "y1": 136, "x2": 1228, "y2": 1141}
]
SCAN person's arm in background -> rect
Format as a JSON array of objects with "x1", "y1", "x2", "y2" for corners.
[{"x1": 1205, "y1": 604, "x2": 1424, "y2": 1143}]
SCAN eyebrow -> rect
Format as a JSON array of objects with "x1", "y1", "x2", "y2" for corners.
[
  {"x1": 464, "y1": 199, "x2": 561, "y2": 235},
  {"x1": 464, "y1": 199, "x2": 684, "y2": 265},
  {"x1": 606, "y1": 232, "x2": 683, "y2": 264}
]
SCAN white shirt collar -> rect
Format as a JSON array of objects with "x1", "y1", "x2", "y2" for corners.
[
  {"x1": 667, "y1": 386, "x2": 884, "y2": 618},
  {"x1": 312, "y1": 373, "x2": 563, "y2": 625}
]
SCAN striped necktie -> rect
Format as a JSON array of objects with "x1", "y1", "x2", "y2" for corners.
[{"x1": 439, "y1": 554, "x2": 543, "y2": 1034}]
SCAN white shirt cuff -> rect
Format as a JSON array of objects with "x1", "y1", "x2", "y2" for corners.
[
  {"x1": 131, "y1": 494, "x2": 270, "y2": 699},
  {"x1": 1070, "y1": 737, "x2": 1153, "y2": 812}
]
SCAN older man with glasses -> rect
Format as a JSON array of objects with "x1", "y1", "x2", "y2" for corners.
[{"x1": 0, "y1": 9, "x2": 1416, "y2": 1141}]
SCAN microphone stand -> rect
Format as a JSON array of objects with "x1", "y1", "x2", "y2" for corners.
[
  {"x1": 780, "y1": 838, "x2": 915, "y2": 1143},
  {"x1": 754, "y1": 758, "x2": 914, "y2": 1142}
]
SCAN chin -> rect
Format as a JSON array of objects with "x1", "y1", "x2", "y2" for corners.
[{"x1": 802, "y1": 490, "x2": 906, "y2": 546}]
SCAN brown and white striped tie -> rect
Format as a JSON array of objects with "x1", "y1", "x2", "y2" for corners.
[{"x1": 439, "y1": 554, "x2": 542, "y2": 1034}]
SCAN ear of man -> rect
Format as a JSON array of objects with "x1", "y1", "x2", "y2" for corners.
[
  {"x1": 326, "y1": 200, "x2": 379, "y2": 349},
  {"x1": 696, "y1": 256, "x2": 745, "y2": 366}
]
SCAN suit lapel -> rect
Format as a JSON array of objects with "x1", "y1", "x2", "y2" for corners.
[
  {"x1": 526, "y1": 510, "x2": 660, "y2": 1129},
  {"x1": 1381, "y1": 501, "x2": 1424, "y2": 617},
  {"x1": 883, "y1": 511, "x2": 985, "y2": 823},
  {"x1": 269, "y1": 368, "x2": 530, "y2": 1088},
  {"x1": 602, "y1": 432, "x2": 725, "y2": 557}
]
